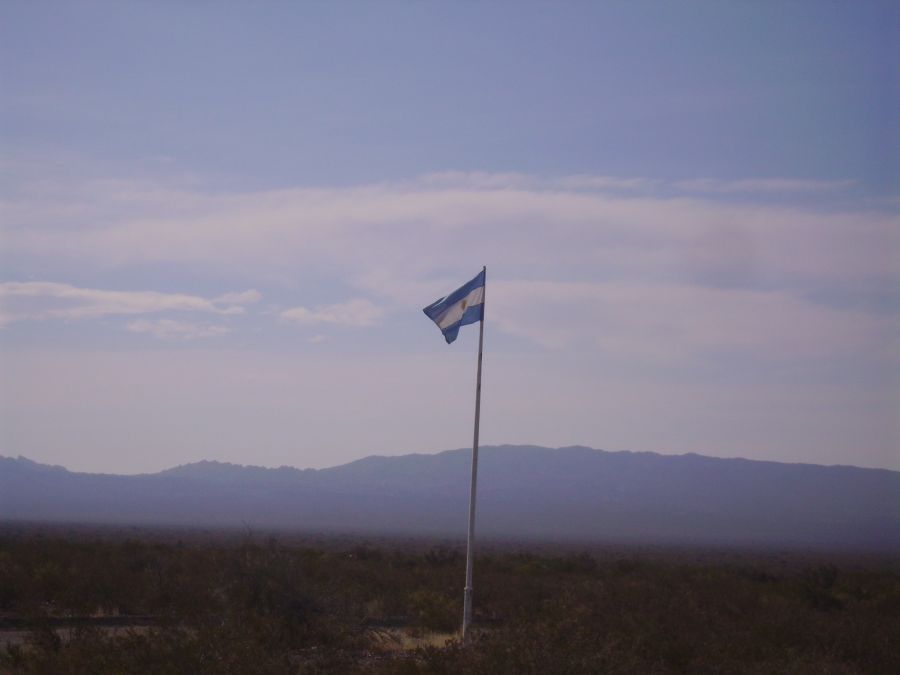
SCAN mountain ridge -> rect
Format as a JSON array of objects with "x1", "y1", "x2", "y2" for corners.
[
  {"x1": 2, "y1": 446, "x2": 898, "y2": 551},
  {"x1": 6, "y1": 444, "x2": 896, "y2": 478}
]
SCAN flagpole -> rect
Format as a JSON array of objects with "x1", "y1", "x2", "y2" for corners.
[{"x1": 462, "y1": 265, "x2": 485, "y2": 642}]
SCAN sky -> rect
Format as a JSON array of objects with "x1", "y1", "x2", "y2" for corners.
[{"x1": 1, "y1": 1, "x2": 898, "y2": 474}]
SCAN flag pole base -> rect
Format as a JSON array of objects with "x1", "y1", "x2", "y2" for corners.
[{"x1": 462, "y1": 586, "x2": 473, "y2": 642}]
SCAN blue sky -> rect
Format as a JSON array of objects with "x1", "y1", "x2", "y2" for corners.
[{"x1": 1, "y1": 1, "x2": 898, "y2": 473}]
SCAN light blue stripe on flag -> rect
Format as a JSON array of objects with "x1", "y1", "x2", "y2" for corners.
[{"x1": 423, "y1": 269, "x2": 485, "y2": 344}]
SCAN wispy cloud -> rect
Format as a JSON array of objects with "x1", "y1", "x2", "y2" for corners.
[
  {"x1": 4, "y1": 174, "x2": 893, "y2": 296},
  {"x1": 126, "y1": 319, "x2": 231, "y2": 341},
  {"x1": 673, "y1": 178, "x2": 857, "y2": 194},
  {"x1": 418, "y1": 172, "x2": 853, "y2": 195},
  {"x1": 0, "y1": 282, "x2": 260, "y2": 325},
  {"x1": 215, "y1": 289, "x2": 262, "y2": 305},
  {"x1": 2, "y1": 172, "x2": 896, "y2": 360},
  {"x1": 490, "y1": 280, "x2": 898, "y2": 360},
  {"x1": 280, "y1": 298, "x2": 383, "y2": 328},
  {"x1": 420, "y1": 171, "x2": 657, "y2": 192}
]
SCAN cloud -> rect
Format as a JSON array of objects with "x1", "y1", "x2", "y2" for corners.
[
  {"x1": 490, "y1": 280, "x2": 899, "y2": 360},
  {"x1": 280, "y1": 298, "x2": 383, "y2": 328},
  {"x1": 420, "y1": 172, "x2": 852, "y2": 195},
  {"x1": 215, "y1": 289, "x2": 262, "y2": 305},
  {"x1": 0, "y1": 281, "x2": 259, "y2": 324},
  {"x1": 420, "y1": 171, "x2": 537, "y2": 190},
  {"x1": 673, "y1": 178, "x2": 857, "y2": 194},
  {"x1": 420, "y1": 172, "x2": 657, "y2": 192},
  {"x1": 126, "y1": 319, "x2": 231, "y2": 341},
  {"x1": 2, "y1": 172, "x2": 896, "y2": 361},
  {"x1": 553, "y1": 175, "x2": 659, "y2": 191},
  {"x1": 4, "y1": 173, "x2": 893, "y2": 299}
]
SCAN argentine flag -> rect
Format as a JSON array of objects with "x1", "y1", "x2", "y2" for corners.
[{"x1": 423, "y1": 269, "x2": 485, "y2": 344}]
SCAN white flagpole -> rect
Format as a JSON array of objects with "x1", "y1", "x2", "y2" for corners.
[{"x1": 462, "y1": 265, "x2": 485, "y2": 642}]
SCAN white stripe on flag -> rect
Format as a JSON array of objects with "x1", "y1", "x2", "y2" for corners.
[{"x1": 436, "y1": 286, "x2": 484, "y2": 329}]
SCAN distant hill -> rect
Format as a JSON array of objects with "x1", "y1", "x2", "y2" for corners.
[{"x1": 1, "y1": 446, "x2": 898, "y2": 550}]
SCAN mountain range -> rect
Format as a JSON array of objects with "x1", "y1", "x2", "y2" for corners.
[{"x1": 2, "y1": 446, "x2": 898, "y2": 550}]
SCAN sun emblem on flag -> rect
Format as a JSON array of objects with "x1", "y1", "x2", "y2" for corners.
[{"x1": 461, "y1": 299, "x2": 468, "y2": 310}]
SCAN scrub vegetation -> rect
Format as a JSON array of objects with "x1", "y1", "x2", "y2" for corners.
[{"x1": 0, "y1": 527, "x2": 897, "y2": 673}]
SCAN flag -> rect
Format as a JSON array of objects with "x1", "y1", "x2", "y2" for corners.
[{"x1": 422, "y1": 269, "x2": 485, "y2": 344}]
